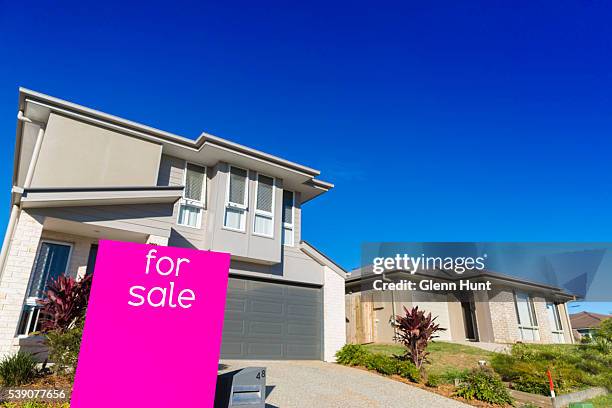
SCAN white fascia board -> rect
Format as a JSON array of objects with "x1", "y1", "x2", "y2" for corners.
[
  {"x1": 20, "y1": 187, "x2": 183, "y2": 208},
  {"x1": 299, "y1": 241, "x2": 346, "y2": 279}
]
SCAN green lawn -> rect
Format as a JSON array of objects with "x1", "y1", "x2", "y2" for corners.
[
  {"x1": 580, "y1": 393, "x2": 612, "y2": 408},
  {"x1": 364, "y1": 341, "x2": 493, "y2": 375}
]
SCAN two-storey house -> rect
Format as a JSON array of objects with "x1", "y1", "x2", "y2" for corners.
[{"x1": 0, "y1": 88, "x2": 346, "y2": 362}]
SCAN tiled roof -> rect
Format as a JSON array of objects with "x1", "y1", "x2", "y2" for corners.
[{"x1": 569, "y1": 311, "x2": 611, "y2": 329}]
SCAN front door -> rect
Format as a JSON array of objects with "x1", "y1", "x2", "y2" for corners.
[{"x1": 461, "y1": 301, "x2": 479, "y2": 341}]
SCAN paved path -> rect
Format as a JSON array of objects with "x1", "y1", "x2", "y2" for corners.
[{"x1": 220, "y1": 360, "x2": 471, "y2": 408}]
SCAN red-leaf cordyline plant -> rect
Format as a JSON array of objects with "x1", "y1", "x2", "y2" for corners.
[
  {"x1": 37, "y1": 274, "x2": 92, "y2": 333},
  {"x1": 392, "y1": 306, "x2": 446, "y2": 372}
]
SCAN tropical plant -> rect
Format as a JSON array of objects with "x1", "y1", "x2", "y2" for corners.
[
  {"x1": 455, "y1": 367, "x2": 513, "y2": 405},
  {"x1": 392, "y1": 306, "x2": 446, "y2": 371},
  {"x1": 38, "y1": 274, "x2": 92, "y2": 333},
  {"x1": 0, "y1": 352, "x2": 37, "y2": 386}
]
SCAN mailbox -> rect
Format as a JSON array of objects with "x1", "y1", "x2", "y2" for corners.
[{"x1": 215, "y1": 366, "x2": 267, "y2": 408}]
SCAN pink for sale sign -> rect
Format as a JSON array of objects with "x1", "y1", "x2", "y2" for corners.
[{"x1": 71, "y1": 240, "x2": 231, "y2": 408}]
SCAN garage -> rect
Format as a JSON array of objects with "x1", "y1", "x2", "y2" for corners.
[{"x1": 220, "y1": 276, "x2": 323, "y2": 360}]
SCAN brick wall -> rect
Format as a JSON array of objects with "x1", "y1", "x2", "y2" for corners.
[
  {"x1": 488, "y1": 288, "x2": 572, "y2": 344},
  {"x1": 488, "y1": 289, "x2": 521, "y2": 343},
  {"x1": 533, "y1": 296, "x2": 553, "y2": 343},
  {"x1": 0, "y1": 212, "x2": 97, "y2": 358},
  {"x1": 0, "y1": 211, "x2": 44, "y2": 357},
  {"x1": 323, "y1": 266, "x2": 346, "y2": 362}
]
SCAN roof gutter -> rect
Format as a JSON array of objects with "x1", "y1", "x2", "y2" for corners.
[{"x1": 345, "y1": 268, "x2": 577, "y2": 298}]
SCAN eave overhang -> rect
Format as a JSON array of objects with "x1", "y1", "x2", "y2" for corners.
[
  {"x1": 19, "y1": 186, "x2": 184, "y2": 208},
  {"x1": 345, "y1": 268, "x2": 577, "y2": 301}
]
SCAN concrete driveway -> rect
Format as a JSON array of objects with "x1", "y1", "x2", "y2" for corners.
[{"x1": 219, "y1": 360, "x2": 470, "y2": 408}]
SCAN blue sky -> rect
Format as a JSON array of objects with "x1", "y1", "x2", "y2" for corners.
[{"x1": 0, "y1": 1, "x2": 611, "y2": 313}]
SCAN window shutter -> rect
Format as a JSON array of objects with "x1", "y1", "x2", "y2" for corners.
[
  {"x1": 185, "y1": 163, "x2": 205, "y2": 201},
  {"x1": 229, "y1": 167, "x2": 247, "y2": 205},
  {"x1": 282, "y1": 190, "x2": 294, "y2": 224},
  {"x1": 256, "y1": 175, "x2": 274, "y2": 212}
]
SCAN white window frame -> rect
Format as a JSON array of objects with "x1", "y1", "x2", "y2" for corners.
[
  {"x1": 177, "y1": 162, "x2": 206, "y2": 229},
  {"x1": 223, "y1": 165, "x2": 249, "y2": 232},
  {"x1": 514, "y1": 291, "x2": 540, "y2": 341},
  {"x1": 18, "y1": 240, "x2": 73, "y2": 338},
  {"x1": 252, "y1": 172, "x2": 275, "y2": 238},
  {"x1": 282, "y1": 190, "x2": 295, "y2": 246},
  {"x1": 546, "y1": 301, "x2": 565, "y2": 343}
]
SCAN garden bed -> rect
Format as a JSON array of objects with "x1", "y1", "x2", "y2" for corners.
[
  {"x1": 336, "y1": 343, "x2": 514, "y2": 407},
  {"x1": 364, "y1": 342, "x2": 494, "y2": 376},
  {"x1": 338, "y1": 339, "x2": 612, "y2": 408},
  {"x1": 490, "y1": 342, "x2": 611, "y2": 396}
]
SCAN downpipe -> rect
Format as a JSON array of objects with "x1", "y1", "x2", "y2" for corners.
[
  {"x1": 0, "y1": 111, "x2": 46, "y2": 281},
  {"x1": 0, "y1": 204, "x2": 20, "y2": 281}
]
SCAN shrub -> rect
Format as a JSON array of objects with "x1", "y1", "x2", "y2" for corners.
[
  {"x1": 396, "y1": 360, "x2": 420, "y2": 382},
  {"x1": 0, "y1": 352, "x2": 37, "y2": 386},
  {"x1": 392, "y1": 306, "x2": 446, "y2": 371},
  {"x1": 492, "y1": 343, "x2": 612, "y2": 395},
  {"x1": 512, "y1": 375, "x2": 550, "y2": 395},
  {"x1": 335, "y1": 344, "x2": 369, "y2": 366},
  {"x1": 46, "y1": 321, "x2": 84, "y2": 378},
  {"x1": 455, "y1": 367, "x2": 513, "y2": 405},
  {"x1": 1, "y1": 403, "x2": 70, "y2": 408},
  {"x1": 336, "y1": 344, "x2": 421, "y2": 382},
  {"x1": 426, "y1": 373, "x2": 440, "y2": 387},
  {"x1": 439, "y1": 368, "x2": 469, "y2": 384},
  {"x1": 595, "y1": 318, "x2": 612, "y2": 342},
  {"x1": 38, "y1": 275, "x2": 92, "y2": 333},
  {"x1": 364, "y1": 353, "x2": 399, "y2": 375}
]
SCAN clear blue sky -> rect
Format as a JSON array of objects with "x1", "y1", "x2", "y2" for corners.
[{"x1": 0, "y1": 2, "x2": 611, "y2": 313}]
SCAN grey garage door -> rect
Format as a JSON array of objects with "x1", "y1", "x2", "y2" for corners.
[{"x1": 220, "y1": 277, "x2": 322, "y2": 360}]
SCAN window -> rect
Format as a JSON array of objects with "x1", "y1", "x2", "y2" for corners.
[
  {"x1": 17, "y1": 241, "x2": 72, "y2": 336},
  {"x1": 514, "y1": 291, "x2": 540, "y2": 341},
  {"x1": 282, "y1": 190, "x2": 295, "y2": 246},
  {"x1": 224, "y1": 166, "x2": 248, "y2": 231},
  {"x1": 546, "y1": 302, "x2": 564, "y2": 343},
  {"x1": 177, "y1": 163, "x2": 206, "y2": 228},
  {"x1": 85, "y1": 244, "x2": 98, "y2": 276},
  {"x1": 253, "y1": 174, "x2": 275, "y2": 237}
]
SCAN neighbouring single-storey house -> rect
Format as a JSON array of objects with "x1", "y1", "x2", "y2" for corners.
[
  {"x1": 570, "y1": 311, "x2": 610, "y2": 340},
  {"x1": 0, "y1": 88, "x2": 346, "y2": 362},
  {"x1": 345, "y1": 267, "x2": 577, "y2": 345}
]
